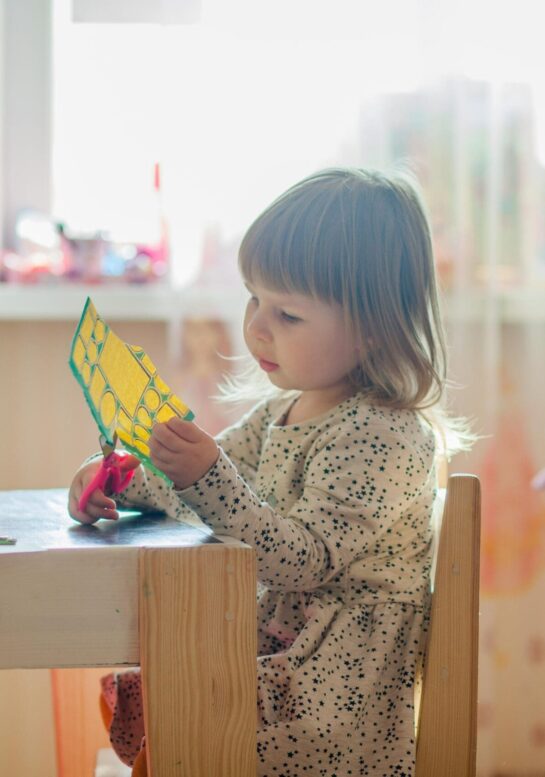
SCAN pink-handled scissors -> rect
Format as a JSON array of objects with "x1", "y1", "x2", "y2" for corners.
[{"x1": 78, "y1": 432, "x2": 139, "y2": 512}]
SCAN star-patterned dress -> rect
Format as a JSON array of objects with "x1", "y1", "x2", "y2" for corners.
[{"x1": 109, "y1": 391, "x2": 437, "y2": 776}]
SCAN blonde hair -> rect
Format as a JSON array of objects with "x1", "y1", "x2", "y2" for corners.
[{"x1": 220, "y1": 166, "x2": 470, "y2": 454}]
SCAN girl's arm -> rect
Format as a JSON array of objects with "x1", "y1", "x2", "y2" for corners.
[
  {"x1": 212, "y1": 398, "x2": 272, "y2": 488},
  {"x1": 67, "y1": 451, "x2": 199, "y2": 524},
  {"x1": 114, "y1": 398, "x2": 272, "y2": 516},
  {"x1": 176, "y1": 426, "x2": 435, "y2": 592}
]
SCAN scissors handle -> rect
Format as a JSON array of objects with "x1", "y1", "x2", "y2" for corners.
[{"x1": 78, "y1": 451, "x2": 137, "y2": 512}]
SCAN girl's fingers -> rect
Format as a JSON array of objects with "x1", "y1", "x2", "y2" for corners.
[
  {"x1": 119, "y1": 454, "x2": 141, "y2": 472},
  {"x1": 149, "y1": 447, "x2": 169, "y2": 466},
  {"x1": 84, "y1": 495, "x2": 120, "y2": 521},
  {"x1": 68, "y1": 492, "x2": 95, "y2": 523},
  {"x1": 150, "y1": 423, "x2": 190, "y2": 454},
  {"x1": 87, "y1": 489, "x2": 118, "y2": 511},
  {"x1": 69, "y1": 489, "x2": 119, "y2": 523},
  {"x1": 166, "y1": 417, "x2": 204, "y2": 442},
  {"x1": 148, "y1": 450, "x2": 177, "y2": 478}
]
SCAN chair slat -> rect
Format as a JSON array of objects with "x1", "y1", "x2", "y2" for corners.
[{"x1": 416, "y1": 474, "x2": 481, "y2": 777}]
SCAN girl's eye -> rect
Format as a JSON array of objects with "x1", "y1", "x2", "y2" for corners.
[{"x1": 281, "y1": 311, "x2": 301, "y2": 323}]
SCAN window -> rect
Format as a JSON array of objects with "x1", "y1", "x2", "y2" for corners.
[{"x1": 4, "y1": 0, "x2": 545, "y2": 289}]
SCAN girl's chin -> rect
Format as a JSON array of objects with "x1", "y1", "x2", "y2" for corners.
[{"x1": 266, "y1": 371, "x2": 293, "y2": 388}]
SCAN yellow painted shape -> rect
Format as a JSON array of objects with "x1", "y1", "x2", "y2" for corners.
[
  {"x1": 171, "y1": 394, "x2": 191, "y2": 416},
  {"x1": 133, "y1": 439, "x2": 150, "y2": 456},
  {"x1": 154, "y1": 376, "x2": 170, "y2": 395},
  {"x1": 117, "y1": 429, "x2": 132, "y2": 447},
  {"x1": 118, "y1": 409, "x2": 132, "y2": 433},
  {"x1": 100, "y1": 332, "x2": 149, "y2": 417},
  {"x1": 140, "y1": 354, "x2": 155, "y2": 374},
  {"x1": 87, "y1": 340, "x2": 98, "y2": 363},
  {"x1": 79, "y1": 309, "x2": 94, "y2": 345},
  {"x1": 156, "y1": 404, "x2": 178, "y2": 424},
  {"x1": 72, "y1": 338, "x2": 86, "y2": 369},
  {"x1": 144, "y1": 388, "x2": 161, "y2": 411},
  {"x1": 100, "y1": 391, "x2": 117, "y2": 429},
  {"x1": 89, "y1": 369, "x2": 106, "y2": 406},
  {"x1": 137, "y1": 407, "x2": 152, "y2": 427},
  {"x1": 94, "y1": 319, "x2": 106, "y2": 342},
  {"x1": 81, "y1": 362, "x2": 91, "y2": 386}
]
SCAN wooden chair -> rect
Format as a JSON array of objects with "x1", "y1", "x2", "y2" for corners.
[{"x1": 415, "y1": 474, "x2": 481, "y2": 777}]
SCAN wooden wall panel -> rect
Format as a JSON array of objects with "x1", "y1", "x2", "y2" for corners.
[{"x1": 0, "y1": 670, "x2": 57, "y2": 777}]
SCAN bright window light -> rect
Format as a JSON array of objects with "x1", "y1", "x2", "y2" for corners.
[{"x1": 52, "y1": 0, "x2": 545, "y2": 286}]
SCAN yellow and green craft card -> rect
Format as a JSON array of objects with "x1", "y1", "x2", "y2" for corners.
[{"x1": 69, "y1": 297, "x2": 194, "y2": 481}]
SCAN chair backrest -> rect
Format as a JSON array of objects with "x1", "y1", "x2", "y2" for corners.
[{"x1": 415, "y1": 474, "x2": 481, "y2": 777}]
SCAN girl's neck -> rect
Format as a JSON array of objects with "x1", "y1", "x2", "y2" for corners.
[{"x1": 283, "y1": 383, "x2": 356, "y2": 426}]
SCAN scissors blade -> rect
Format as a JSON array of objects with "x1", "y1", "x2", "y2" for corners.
[{"x1": 99, "y1": 431, "x2": 117, "y2": 458}]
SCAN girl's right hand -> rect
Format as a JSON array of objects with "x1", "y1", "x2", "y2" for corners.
[{"x1": 68, "y1": 460, "x2": 120, "y2": 524}]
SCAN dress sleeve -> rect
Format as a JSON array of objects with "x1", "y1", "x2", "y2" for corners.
[
  {"x1": 176, "y1": 424, "x2": 436, "y2": 592},
  {"x1": 213, "y1": 398, "x2": 272, "y2": 489},
  {"x1": 114, "y1": 463, "x2": 203, "y2": 522},
  {"x1": 114, "y1": 398, "x2": 272, "y2": 518}
]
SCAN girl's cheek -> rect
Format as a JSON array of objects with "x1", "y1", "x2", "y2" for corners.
[{"x1": 242, "y1": 325, "x2": 252, "y2": 352}]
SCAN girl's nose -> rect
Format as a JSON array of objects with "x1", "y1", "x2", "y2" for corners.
[{"x1": 246, "y1": 309, "x2": 272, "y2": 342}]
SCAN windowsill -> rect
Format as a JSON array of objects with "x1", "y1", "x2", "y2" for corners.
[{"x1": 0, "y1": 282, "x2": 247, "y2": 321}]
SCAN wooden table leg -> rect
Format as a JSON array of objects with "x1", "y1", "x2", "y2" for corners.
[{"x1": 139, "y1": 545, "x2": 257, "y2": 776}]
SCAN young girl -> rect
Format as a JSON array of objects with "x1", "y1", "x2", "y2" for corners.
[{"x1": 69, "y1": 167, "x2": 455, "y2": 776}]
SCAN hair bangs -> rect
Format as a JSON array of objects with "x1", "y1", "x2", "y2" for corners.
[{"x1": 239, "y1": 182, "x2": 348, "y2": 304}]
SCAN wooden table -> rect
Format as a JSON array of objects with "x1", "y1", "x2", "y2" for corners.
[{"x1": 0, "y1": 489, "x2": 257, "y2": 776}]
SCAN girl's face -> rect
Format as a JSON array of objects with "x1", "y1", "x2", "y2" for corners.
[{"x1": 243, "y1": 279, "x2": 360, "y2": 404}]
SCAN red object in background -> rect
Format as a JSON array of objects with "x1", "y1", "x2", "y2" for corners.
[{"x1": 129, "y1": 162, "x2": 169, "y2": 282}]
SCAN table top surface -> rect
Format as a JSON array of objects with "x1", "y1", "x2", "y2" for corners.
[{"x1": 0, "y1": 488, "x2": 218, "y2": 553}]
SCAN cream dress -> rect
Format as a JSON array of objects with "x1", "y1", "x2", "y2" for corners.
[{"x1": 116, "y1": 392, "x2": 437, "y2": 777}]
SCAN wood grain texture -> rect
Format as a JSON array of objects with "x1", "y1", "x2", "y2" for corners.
[
  {"x1": 416, "y1": 474, "x2": 481, "y2": 777},
  {"x1": 0, "y1": 547, "x2": 140, "y2": 668},
  {"x1": 139, "y1": 544, "x2": 257, "y2": 777}
]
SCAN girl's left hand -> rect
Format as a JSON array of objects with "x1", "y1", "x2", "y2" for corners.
[{"x1": 149, "y1": 417, "x2": 219, "y2": 490}]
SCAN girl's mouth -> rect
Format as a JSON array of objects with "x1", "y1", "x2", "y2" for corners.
[{"x1": 259, "y1": 358, "x2": 279, "y2": 372}]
